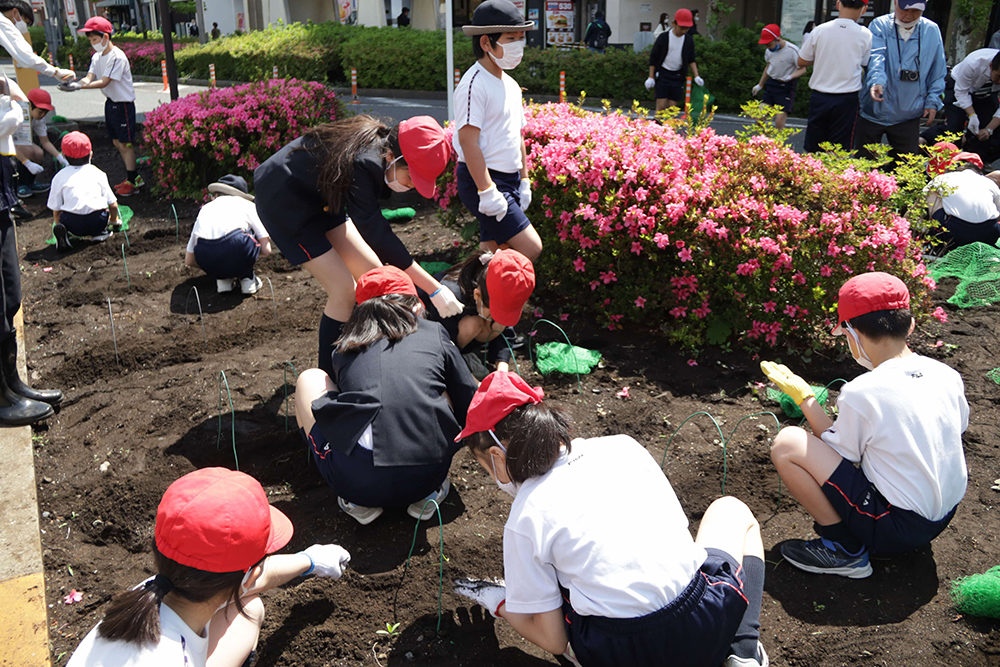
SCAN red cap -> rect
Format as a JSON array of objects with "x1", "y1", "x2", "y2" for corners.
[
  {"x1": 954, "y1": 151, "x2": 984, "y2": 171},
  {"x1": 759, "y1": 24, "x2": 781, "y2": 44},
  {"x1": 455, "y1": 371, "x2": 544, "y2": 441},
  {"x1": 26, "y1": 88, "x2": 53, "y2": 112},
  {"x1": 398, "y1": 116, "x2": 450, "y2": 199},
  {"x1": 154, "y1": 468, "x2": 293, "y2": 573},
  {"x1": 78, "y1": 16, "x2": 114, "y2": 35},
  {"x1": 485, "y1": 249, "x2": 535, "y2": 327},
  {"x1": 928, "y1": 141, "x2": 959, "y2": 176},
  {"x1": 832, "y1": 272, "x2": 910, "y2": 335},
  {"x1": 61, "y1": 131, "x2": 92, "y2": 159},
  {"x1": 355, "y1": 266, "x2": 417, "y2": 304},
  {"x1": 674, "y1": 8, "x2": 693, "y2": 26}
]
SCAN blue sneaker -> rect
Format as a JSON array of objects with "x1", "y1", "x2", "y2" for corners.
[{"x1": 780, "y1": 538, "x2": 872, "y2": 579}]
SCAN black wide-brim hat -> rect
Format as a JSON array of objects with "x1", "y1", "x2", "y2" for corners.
[{"x1": 463, "y1": 0, "x2": 535, "y2": 35}]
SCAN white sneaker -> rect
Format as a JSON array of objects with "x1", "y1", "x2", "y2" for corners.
[
  {"x1": 337, "y1": 496, "x2": 383, "y2": 525},
  {"x1": 216, "y1": 279, "x2": 236, "y2": 293},
  {"x1": 724, "y1": 641, "x2": 769, "y2": 667},
  {"x1": 240, "y1": 275, "x2": 263, "y2": 295},
  {"x1": 407, "y1": 477, "x2": 450, "y2": 520},
  {"x1": 90, "y1": 230, "x2": 113, "y2": 242}
]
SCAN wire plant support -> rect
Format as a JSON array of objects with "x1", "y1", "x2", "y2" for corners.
[
  {"x1": 121, "y1": 243, "x2": 130, "y2": 290},
  {"x1": 217, "y1": 370, "x2": 239, "y2": 470},
  {"x1": 184, "y1": 286, "x2": 208, "y2": 350},
  {"x1": 172, "y1": 204, "x2": 180, "y2": 244},
  {"x1": 106, "y1": 297, "x2": 119, "y2": 365},
  {"x1": 393, "y1": 499, "x2": 445, "y2": 634},
  {"x1": 265, "y1": 277, "x2": 277, "y2": 325},
  {"x1": 281, "y1": 361, "x2": 298, "y2": 434}
]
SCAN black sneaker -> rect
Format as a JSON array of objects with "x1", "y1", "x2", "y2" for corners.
[
  {"x1": 780, "y1": 538, "x2": 872, "y2": 579},
  {"x1": 503, "y1": 327, "x2": 526, "y2": 349},
  {"x1": 11, "y1": 203, "x2": 32, "y2": 220},
  {"x1": 53, "y1": 223, "x2": 72, "y2": 252}
]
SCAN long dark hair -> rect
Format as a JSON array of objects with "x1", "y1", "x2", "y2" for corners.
[
  {"x1": 301, "y1": 115, "x2": 402, "y2": 212},
  {"x1": 336, "y1": 293, "x2": 422, "y2": 353},
  {"x1": 96, "y1": 544, "x2": 249, "y2": 646},
  {"x1": 444, "y1": 249, "x2": 492, "y2": 308},
  {"x1": 658, "y1": 12, "x2": 669, "y2": 26},
  {"x1": 467, "y1": 403, "x2": 572, "y2": 484}
]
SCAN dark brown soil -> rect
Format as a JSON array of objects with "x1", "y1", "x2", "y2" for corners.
[{"x1": 24, "y1": 127, "x2": 1000, "y2": 667}]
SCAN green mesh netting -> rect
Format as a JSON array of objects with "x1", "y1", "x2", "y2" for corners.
[
  {"x1": 951, "y1": 566, "x2": 1000, "y2": 619},
  {"x1": 928, "y1": 242, "x2": 1000, "y2": 308},
  {"x1": 382, "y1": 207, "x2": 416, "y2": 222},
  {"x1": 534, "y1": 342, "x2": 601, "y2": 375},
  {"x1": 988, "y1": 368, "x2": 1000, "y2": 385},
  {"x1": 46, "y1": 205, "x2": 132, "y2": 245},
  {"x1": 419, "y1": 261, "x2": 452, "y2": 276},
  {"x1": 766, "y1": 386, "x2": 829, "y2": 419}
]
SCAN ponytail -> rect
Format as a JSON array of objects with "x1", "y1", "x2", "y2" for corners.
[
  {"x1": 467, "y1": 403, "x2": 572, "y2": 484},
  {"x1": 444, "y1": 249, "x2": 492, "y2": 306}
]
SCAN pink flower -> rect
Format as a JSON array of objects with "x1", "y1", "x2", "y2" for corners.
[
  {"x1": 763, "y1": 301, "x2": 776, "y2": 313},
  {"x1": 678, "y1": 248, "x2": 693, "y2": 262},
  {"x1": 600, "y1": 270, "x2": 617, "y2": 284},
  {"x1": 533, "y1": 308, "x2": 544, "y2": 318},
  {"x1": 635, "y1": 296, "x2": 647, "y2": 308},
  {"x1": 931, "y1": 307, "x2": 948, "y2": 323},
  {"x1": 616, "y1": 386, "x2": 631, "y2": 399},
  {"x1": 687, "y1": 359, "x2": 698, "y2": 366},
  {"x1": 63, "y1": 590, "x2": 83, "y2": 605},
  {"x1": 934, "y1": 340, "x2": 944, "y2": 348},
  {"x1": 669, "y1": 306, "x2": 687, "y2": 318},
  {"x1": 574, "y1": 257, "x2": 586, "y2": 272},
  {"x1": 559, "y1": 313, "x2": 569, "y2": 321}
]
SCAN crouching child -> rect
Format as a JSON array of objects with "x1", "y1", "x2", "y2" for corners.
[{"x1": 46, "y1": 131, "x2": 118, "y2": 252}]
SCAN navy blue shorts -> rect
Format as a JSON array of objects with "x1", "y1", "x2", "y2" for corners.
[
  {"x1": 932, "y1": 207, "x2": 1000, "y2": 250},
  {"x1": 193, "y1": 229, "x2": 261, "y2": 280},
  {"x1": 456, "y1": 162, "x2": 531, "y2": 245},
  {"x1": 654, "y1": 69, "x2": 685, "y2": 102},
  {"x1": 305, "y1": 425, "x2": 451, "y2": 507},
  {"x1": 61, "y1": 209, "x2": 109, "y2": 237},
  {"x1": 804, "y1": 90, "x2": 859, "y2": 153},
  {"x1": 564, "y1": 548, "x2": 748, "y2": 667},
  {"x1": 762, "y1": 78, "x2": 796, "y2": 115},
  {"x1": 105, "y1": 100, "x2": 137, "y2": 144},
  {"x1": 822, "y1": 458, "x2": 957, "y2": 555}
]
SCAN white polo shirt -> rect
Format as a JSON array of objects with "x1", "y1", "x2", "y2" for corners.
[
  {"x1": 503, "y1": 435, "x2": 707, "y2": 618},
  {"x1": 88, "y1": 45, "x2": 135, "y2": 103},
  {"x1": 47, "y1": 164, "x2": 117, "y2": 215},
  {"x1": 925, "y1": 170, "x2": 1000, "y2": 223},
  {"x1": 951, "y1": 48, "x2": 1000, "y2": 116},
  {"x1": 453, "y1": 61, "x2": 526, "y2": 174},
  {"x1": 765, "y1": 41, "x2": 802, "y2": 82},
  {"x1": 799, "y1": 18, "x2": 872, "y2": 94},
  {"x1": 186, "y1": 196, "x2": 268, "y2": 253}
]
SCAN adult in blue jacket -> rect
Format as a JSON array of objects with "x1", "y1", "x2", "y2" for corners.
[{"x1": 857, "y1": 0, "x2": 946, "y2": 159}]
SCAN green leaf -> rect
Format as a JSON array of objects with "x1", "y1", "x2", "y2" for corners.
[{"x1": 705, "y1": 317, "x2": 732, "y2": 346}]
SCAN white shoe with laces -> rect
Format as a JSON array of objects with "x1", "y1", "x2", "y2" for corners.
[
  {"x1": 240, "y1": 275, "x2": 263, "y2": 295},
  {"x1": 216, "y1": 278, "x2": 236, "y2": 293},
  {"x1": 337, "y1": 496, "x2": 383, "y2": 525},
  {"x1": 407, "y1": 477, "x2": 450, "y2": 520}
]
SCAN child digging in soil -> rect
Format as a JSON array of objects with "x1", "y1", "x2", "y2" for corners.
[
  {"x1": 184, "y1": 175, "x2": 272, "y2": 295},
  {"x1": 47, "y1": 131, "x2": 118, "y2": 252},
  {"x1": 761, "y1": 272, "x2": 969, "y2": 579},
  {"x1": 66, "y1": 467, "x2": 351, "y2": 667},
  {"x1": 14, "y1": 88, "x2": 68, "y2": 199},
  {"x1": 452, "y1": 371, "x2": 768, "y2": 667}
]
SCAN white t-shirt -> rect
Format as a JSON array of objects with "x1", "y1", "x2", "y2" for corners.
[
  {"x1": 799, "y1": 18, "x2": 872, "y2": 94},
  {"x1": 15, "y1": 112, "x2": 50, "y2": 147},
  {"x1": 662, "y1": 30, "x2": 686, "y2": 72},
  {"x1": 503, "y1": 435, "x2": 707, "y2": 618},
  {"x1": 926, "y1": 170, "x2": 1000, "y2": 223},
  {"x1": 453, "y1": 61, "x2": 525, "y2": 174},
  {"x1": 67, "y1": 600, "x2": 210, "y2": 667},
  {"x1": 765, "y1": 42, "x2": 801, "y2": 82},
  {"x1": 821, "y1": 354, "x2": 969, "y2": 522},
  {"x1": 88, "y1": 45, "x2": 135, "y2": 103},
  {"x1": 186, "y1": 196, "x2": 268, "y2": 253},
  {"x1": 47, "y1": 164, "x2": 117, "y2": 215}
]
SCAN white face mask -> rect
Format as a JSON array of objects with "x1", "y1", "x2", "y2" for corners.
[
  {"x1": 239, "y1": 569, "x2": 254, "y2": 596},
  {"x1": 895, "y1": 16, "x2": 919, "y2": 29},
  {"x1": 488, "y1": 431, "x2": 519, "y2": 498},
  {"x1": 92, "y1": 37, "x2": 108, "y2": 53},
  {"x1": 843, "y1": 323, "x2": 875, "y2": 371},
  {"x1": 476, "y1": 297, "x2": 506, "y2": 333},
  {"x1": 384, "y1": 156, "x2": 410, "y2": 193},
  {"x1": 489, "y1": 39, "x2": 525, "y2": 70},
  {"x1": 14, "y1": 20, "x2": 26, "y2": 33}
]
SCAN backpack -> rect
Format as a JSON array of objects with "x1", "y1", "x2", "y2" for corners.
[{"x1": 591, "y1": 22, "x2": 609, "y2": 49}]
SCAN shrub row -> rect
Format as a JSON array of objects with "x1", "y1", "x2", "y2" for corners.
[
  {"x1": 435, "y1": 104, "x2": 937, "y2": 350},
  {"x1": 55, "y1": 31, "x2": 198, "y2": 77}
]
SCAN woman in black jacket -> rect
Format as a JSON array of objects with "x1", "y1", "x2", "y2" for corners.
[
  {"x1": 255, "y1": 115, "x2": 464, "y2": 377},
  {"x1": 295, "y1": 266, "x2": 479, "y2": 525}
]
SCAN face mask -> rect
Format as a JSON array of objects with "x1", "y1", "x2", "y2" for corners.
[
  {"x1": 895, "y1": 16, "x2": 919, "y2": 29},
  {"x1": 14, "y1": 20, "x2": 26, "y2": 33},
  {"x1": 489, "y1": 39, "x2": 525, "y2": 70},
  {"x1": 239, "y1": 569, "x2": 254, "y2": 596},
  {"x1": 769, "y1": 42, "x2": 782, "y2": 52},
  {"x1": 488, "y1": 431, "x2": 519, "y2": 497},
  {"x1": 844, "y1": 323, "x2": 874, "y2": 371},
  {"x1": 476, "y1": 297, "x2": 506, "y2": 333},
  {"x1": 384, "y1": 156, "x2": 410, "y2": 193},
  {"x1": 92, "y1": 37, "x2": 108, "y2": 53}
]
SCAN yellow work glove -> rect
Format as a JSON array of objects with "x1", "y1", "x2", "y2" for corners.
[{"x1": 760, "y1": 361, "x2": 815, "y2": 406}]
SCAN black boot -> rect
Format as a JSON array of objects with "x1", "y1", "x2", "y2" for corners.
[{"x1": 0, "y1": 336, "x2": 62, "y2": 406}]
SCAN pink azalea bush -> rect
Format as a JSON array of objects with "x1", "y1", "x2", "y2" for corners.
[
  {"x1": 118, "y1": 41, "x2": 190, "y2": 76},
  {"x1": 144, "y1": 79, "x2": 339, "y2": 199},
  {"x1": 436, "y1": 104, "x2": 935, "y2": 349}
]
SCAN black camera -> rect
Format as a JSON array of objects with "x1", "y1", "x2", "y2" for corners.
[{"x1": 900, "y1": 69, "x2": 919, "y2": 82}]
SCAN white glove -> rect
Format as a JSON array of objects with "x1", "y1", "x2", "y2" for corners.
[
  {"x1": 57, "y1": 81, "x2": 81, "y2": 92},
  {"x1": 518, "y1": 178, "x2": 532, "y2": 211},
  {"x1": 752, "y1": 84, "x2": 762, "y2": 96},
  {"x1": 453, "y1": 578, "x2": 506, "y2": 618},
  {"x1": 694, "y1": 76, "x2": 705, "y2": 87},
  {"x1": 55, "y1": 154, "x2": 69, "y2": 169},
  {"x1": 968, "y1": 115, "x2": 981, "y2": 135},
  {"x1": 54, "y1": 68, "x2": 75, "y2": 82},
  {"x1": 24, "y1": 160, "x2": 43, "y2": 175},
  {"x1": 430, "y1": 286, "x2": 463, "y2": 318},
  {"x1": 644, "y1": 76, "x2": 655, "y2": 90},
  {"x1": 301, "y1": 544, "x2": 351, "y2": 579},
  {"x1": 477, "y1": 184, "x2": 508, "y2": 221}
]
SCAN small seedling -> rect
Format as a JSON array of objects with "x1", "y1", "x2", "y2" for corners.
[
  {"x1": 375, "y1": 622, "x2": 401, "y2": 638},
  {"x1": 813, "y1": 601, "x2": 826, "y2": 613}
]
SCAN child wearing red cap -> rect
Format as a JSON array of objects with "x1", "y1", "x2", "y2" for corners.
[
  {"x1": 294, "y1": 266, "x2": 478, "y2": 525},
  {"x1": 423, "y1": 248, "x2": 535, "y2": 380},
  {"x1": 66, "y1": 467, "x2": 351, "y2": 667},
  {"x1": 752, "y1": 24, "x2": 805, "y2": 130},
  {"x1": 453, "y1": 371, "x2": 768, "y2": 667},
  {"x1": 13, "y1": 88, "x2": 68, "y2": 198},
  {"x1": 924, "y1": 147, "x2": 1000, "y2": 250},
  {"x1": 47, "y1": 131, "x2": 120, "y2": 252},
  {"x1": 761, "y1": 272, "x2": 968, "y2": 579},
  {"x1": 255, "y1": 115, "x2": 464, "y2": 378},
  {"x1": 645, "y1": 8, "x2": 703, "y2": 112}
]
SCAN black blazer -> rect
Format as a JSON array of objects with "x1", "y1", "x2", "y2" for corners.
[
  {"x1": 311, "y1": 319, "x2": 478, "y2": 467},
  {"x1": 649, "y1": 31, "x2": 696, "y2": 74}
]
